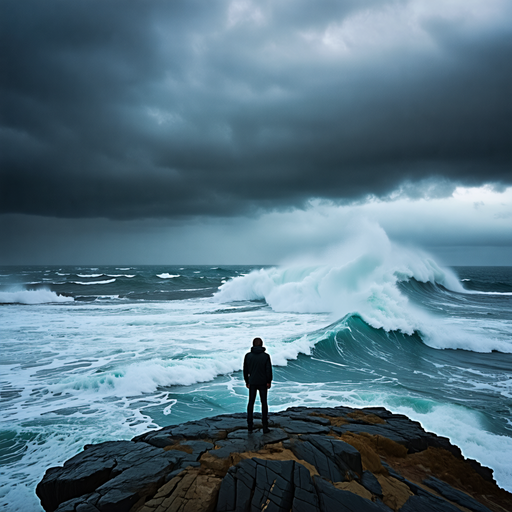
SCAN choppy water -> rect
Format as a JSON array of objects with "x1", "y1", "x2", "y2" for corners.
[{"x1": 1, "y1": 254, "x2": 511, "y2": 510}]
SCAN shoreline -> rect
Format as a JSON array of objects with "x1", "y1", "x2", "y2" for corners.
[{"x1": 36, "y1": 405, "x2": 512, "y2": 512}]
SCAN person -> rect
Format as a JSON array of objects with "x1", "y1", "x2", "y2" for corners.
[{"x1": 243, "y1": 337, "x2": 273, "y2": 433}]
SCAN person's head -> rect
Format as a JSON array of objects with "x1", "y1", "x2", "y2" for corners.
[{"x1": 252, "y1": 337, "x2": 263, "y2": 347}]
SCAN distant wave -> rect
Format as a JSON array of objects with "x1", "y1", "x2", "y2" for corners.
[
  {"x1": 73, "y1": 279, "x2": 116, "y2": 285},
  {"x1": 157, "y1": 273, "x2": 180, "y2": 279},
  {"x1": 0, "y1": 289, "x2": 74, "y2": 304},
  {"x1": 77, "y1": 274, "x2": 104, "y2": 278},
  {"x1": 106, "y1": 274, "x2": 135, "y2": 278}
]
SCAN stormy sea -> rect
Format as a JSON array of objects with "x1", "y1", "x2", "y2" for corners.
[{"x1": 1, "y1": 249, "x2": 511, "y2": 510}]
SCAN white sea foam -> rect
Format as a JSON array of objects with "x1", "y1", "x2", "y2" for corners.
[
  {"x1": 73, "y1": 279, "x2": 116, "y2": 285},
  {"x1": 77, "y1": 273, "x2": 104, "y2": 278},
  {"x1": 106, "y1": 274, "x2": 135, "y2": 278},
  {"x1": 157, "y1": 273, "x2": 180, "y2": 279},
  {"x1": 215, "y1": 225, "x2": 463, "y2": 332},
  {"x1": 0, "y1": 289, "x2": 73, "y2": 304}
]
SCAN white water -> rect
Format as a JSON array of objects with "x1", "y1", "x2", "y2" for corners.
[{"x1": 0, "y1": 289, "x2": 73, "y2": 304}]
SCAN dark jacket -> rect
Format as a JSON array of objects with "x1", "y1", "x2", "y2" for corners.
[{"x1": 243, "y1": 346, "x2": 272, "y2": 386}]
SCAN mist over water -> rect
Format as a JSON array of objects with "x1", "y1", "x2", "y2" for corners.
[{"x1": 1, "y1": 232, "x2": 512, "y2": 510}]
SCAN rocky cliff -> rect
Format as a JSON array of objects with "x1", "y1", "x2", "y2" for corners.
[{"x1": 36, "y1": 406, "x2": 512, "y2": 512}]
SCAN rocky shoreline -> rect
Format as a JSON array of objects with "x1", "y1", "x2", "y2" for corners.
[{"x1": 36, "y1": 406, "x2": 512, "y2": 512}]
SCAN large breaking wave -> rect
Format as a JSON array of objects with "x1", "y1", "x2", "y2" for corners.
[{"x1": 215, "y1": 225, "x2": 511, "y2": 353}]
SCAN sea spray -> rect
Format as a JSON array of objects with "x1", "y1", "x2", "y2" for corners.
[
  {"x1": 0, "y1": 289, "x2": 73, "y2": 304},
  {"x1": 214, "y1": 227, "x2": 464, "y2": 335}
]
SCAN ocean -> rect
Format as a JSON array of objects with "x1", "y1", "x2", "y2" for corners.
[{"x1": 1, "y1": 254, "x2": 511, "y2": 510}]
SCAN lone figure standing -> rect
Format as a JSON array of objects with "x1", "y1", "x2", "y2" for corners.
[{"x1": 243, "y1": 337, "x2": 272, "y2": 433}]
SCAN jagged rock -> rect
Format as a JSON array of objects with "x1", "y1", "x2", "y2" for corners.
[
  {"x1": 37, "y1": 440, "x2": 184, "y2": 512},
  {"x1": 399, "y1": 493, "x2": 462, "y2": 512},
  {"x1": 210, "y1": 428, "x2": 288, "y2": 460},
  {"x1": 138, "y1": 467, "x2": 222, "y2": 512},
  {"x1": 286, "y1": 437, "x2": 345, "y2": 482},
  {"x1": 375, "y1": 475, "x2": 413, "y2": 511},
  {"x1": 305, "y1": 434, "x2": 363, "y2": 476},
  {"x1": 37, "y1": 406, "x2": 509, "y2": 512},
  {"x1": 361, "y1": 471, "x2": 383, "y2": 498},
  {"x1": 292, "y1": 461, "x2": 320, "y2": 512},
  {"x1": 275, "y1": 418, "x2": 331, "y2": 435},
  {"x1": 314, "y1": 476, "x2": 389, "y2": 511},
  {"x1": 217, "y1": 458, "x2": 300, "y2": 512},
  {"x1": 423, "y1": 476, "x2": 493, "y2": 512}
]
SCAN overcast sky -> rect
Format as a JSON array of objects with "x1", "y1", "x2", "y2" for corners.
[{"x1": 1, "y1": 0, "x2": 511, "y2": 265}]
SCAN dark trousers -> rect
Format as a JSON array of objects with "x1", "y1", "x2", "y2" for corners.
[{"x1": 247, "y1": 385, "x2": 268, "y2": 428}]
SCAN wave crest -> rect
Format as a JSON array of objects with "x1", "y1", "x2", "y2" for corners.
[
  {"x1": 215, "y1": 226, "x2": 464, "y2": 335},
  {"x1": 0, "y1": 289, "x2": 74, "y2": 304}
]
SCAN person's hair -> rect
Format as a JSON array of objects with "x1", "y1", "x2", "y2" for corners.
[{"x1": 253, "y1": 337, "x2": 263, "y2": 347}]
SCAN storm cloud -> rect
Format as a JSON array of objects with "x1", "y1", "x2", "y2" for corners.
[{"x1": 1, "y1": 0, "x2": 511, "y2": 220}]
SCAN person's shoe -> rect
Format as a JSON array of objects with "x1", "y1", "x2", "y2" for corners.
[{"x1": 262, "y1": 427, "x2": 271, "y2": 434}]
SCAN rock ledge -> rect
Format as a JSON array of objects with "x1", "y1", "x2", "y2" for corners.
[{"x1": 36, "y1": 406, "x2": 512, "y2": 512}]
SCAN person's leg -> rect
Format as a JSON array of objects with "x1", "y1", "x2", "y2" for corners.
[
  {"x1": 247, "y1": 385, "x2": 257, "y2": 430},
  {"x1": 258, "y1": 386, "x2": 268, "y2": 429}
]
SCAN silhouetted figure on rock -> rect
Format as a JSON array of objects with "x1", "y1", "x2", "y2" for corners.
[{"x1": 243, "y1": 337, "x2": 273, "y2": 433}]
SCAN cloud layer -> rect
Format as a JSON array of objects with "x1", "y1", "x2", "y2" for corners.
[
  {"x1": 1, "y1": 186, "x2": 510, "y2": 265},
  {"x1": 1, "y1": 0, "x2": 511, "y2": 220}
]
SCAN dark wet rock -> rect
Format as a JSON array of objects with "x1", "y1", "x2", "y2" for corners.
[
  {"x1": 380, "y1": 461, "x2": 405, "y2": 481},
  {"x1": 361, "y1": 471, "x2": 383, "y2": 498},
  {"x1": 54, "y1": 495, "x2": 99, "y2": 512},
  {"x1": 305, "y1": 434, "x2": 363, "y2": 476},
  {"x1": 212, "y1": 428, "x2": 287, "y2": 459},
  {"x1": 37, "y1": 440, "x2": 180, "y2": 512},
  {"x1": 314, "y1": 476, "x2": 388, "y2": 511},
  {"x1": 275, "y1": 417, "x2": 331, "y2": 435},
  {"x1": 399, "y1": 493, "x2": 462, "y2": 512},
  {"x1": 288, "y1": 437, "x2": 345, "y2": 482},
  {"x1": 293, "y1": 461, "x2": 320, "y2": 512},
  {"x1": 423, "y1": 476, "x2": 493, "y2": 512},
  {"x1": 272, "y1": 410, "x2": 332, "y2": 426},
  {"x1": 227, "y1": 428, "x2": 288, "y2": 444},
  {"x1": 134, "y1": 413, "x2": 250, "y2": 447},
  {"x1": 217, "y1": 458, "x2": 306, "y2": 512}
]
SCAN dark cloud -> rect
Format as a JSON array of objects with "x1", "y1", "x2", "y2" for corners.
[{"x1": 1, "y1": 0, "x2": 511, "y2": 219}]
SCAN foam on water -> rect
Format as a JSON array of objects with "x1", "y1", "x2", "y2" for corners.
[
  {"x1": 0, "y1": 289, "x2": 73, "y2": 304},
  {"x1": 73, "y1": 279, "x2": 116, "y2": 285}
]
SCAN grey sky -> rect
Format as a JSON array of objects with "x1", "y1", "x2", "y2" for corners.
[{"x1": 0, "y1": 0, "x2": 511, "y2": 264}]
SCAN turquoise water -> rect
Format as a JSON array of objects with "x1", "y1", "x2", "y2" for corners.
[{"x1": 1, "y1": 260, "x2": 511, "y2": 510}]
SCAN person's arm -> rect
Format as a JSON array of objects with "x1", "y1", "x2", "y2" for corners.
[
  {"x1": 266, "y1": 354, "x2": 272, "y2": 388},
  {"x1": 243, "y1": 354, "x2": 250, "y2": 388}
]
